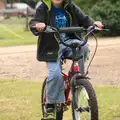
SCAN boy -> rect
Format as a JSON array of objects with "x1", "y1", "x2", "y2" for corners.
[{"x1": 29, "y1": 0, "x2": 103, "y2": 119}]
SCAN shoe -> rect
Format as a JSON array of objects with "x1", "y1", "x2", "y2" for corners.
[{"x1": 42, "y1": 107, "x2": 55, "y2": 120}]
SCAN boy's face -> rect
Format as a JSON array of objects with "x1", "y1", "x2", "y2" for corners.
[{"x1": 51, "y1": 0, "x2": 64, "y2": 6}]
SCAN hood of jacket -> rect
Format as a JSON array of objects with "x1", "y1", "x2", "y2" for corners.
[{"x1": 42, "y1": 0, "x2": 71, "y2": 11}]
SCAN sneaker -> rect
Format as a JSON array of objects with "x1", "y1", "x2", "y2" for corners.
[{"x1": 42, "y1": 106, "x2": 55, "y2": 120}]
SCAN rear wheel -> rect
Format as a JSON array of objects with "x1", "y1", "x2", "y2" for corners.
[
  {"x1": 41, "y1": 78, "x2": 47, "y2": 117},
  {"x1": 41, "y1": 78, "x2": 63, "y2": 120},
  {"x1": 71, "y1": 74, "x2": 98, "y2": 120}
]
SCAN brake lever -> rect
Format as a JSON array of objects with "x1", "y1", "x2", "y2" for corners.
[
  {"x1": 88, "y1": 25, "x2": 109, "y2": 33},
  {"x1": 94, "y1": 26, "x2": 109, "y2": 32},
  {"x1": 87, "y1": 26, "x2": 95, "y2": 32},
  {"x1": 87, "y1": 25, "x2": 101, "y2": 32}
]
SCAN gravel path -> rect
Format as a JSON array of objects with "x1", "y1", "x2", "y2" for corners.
[{"x1": 0, "y1": 37, "x2": 120, "y2": 85}]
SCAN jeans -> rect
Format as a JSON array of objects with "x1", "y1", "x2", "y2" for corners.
[{"x1": 46, "y1": 39, "x2": 89, "y2": 104}]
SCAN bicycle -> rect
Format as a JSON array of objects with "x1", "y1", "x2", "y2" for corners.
[{"x1": 39, "y1": 25, "x2": 108, "y2": 120}]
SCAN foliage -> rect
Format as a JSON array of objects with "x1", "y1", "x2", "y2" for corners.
[
  {"x1": 89, "y1": 0, "x2": 120, "y2": 36},
  {"x1": 75, "y1": 0, "x2": 120, "y2": 36},
  {"x1": 6, "y1": 0, "x2": 120, "y2": 36},
  {"x1": 74, "y1": 0, "x2": 98, "y2": 14}
]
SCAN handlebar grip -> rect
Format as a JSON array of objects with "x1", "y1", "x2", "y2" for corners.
[{"x1": 58, "y1": 27, "x2": 85, "y2": 33}]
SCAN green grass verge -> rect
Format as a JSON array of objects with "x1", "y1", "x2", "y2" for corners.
[
  {"x1": 0, "y1": 17, "x2": 25, "y2": 23},
  {"x1": 0, "y1": 79, "x2": 42, "y2": 120},
  {"x1": 0, "y1": 21, "x2": 37, "y2": 46},
  {"x1": 0, "y1": 79, "x2": 120, "y2": 120},
  {"x1": 96, "y1": 86, "x2": 120, "y2": 120}
]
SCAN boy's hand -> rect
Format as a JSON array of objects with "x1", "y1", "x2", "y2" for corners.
[
  {"x1": 94, "y1": 21, "x2": 104, "y2": 29},
  {"x1": 35, "y1": 23, "x2": 46, "y2": 32}
]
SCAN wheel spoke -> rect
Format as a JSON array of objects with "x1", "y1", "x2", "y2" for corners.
[
  {"x1": 72, "y1": 77, "x2": 98, "y2": 120},
  {"x1": 77, "y1": 106, "x2": 90, "y2": 112},
  {"x1": 74, "y1": 86, "x2": 91, "y2": 120}
]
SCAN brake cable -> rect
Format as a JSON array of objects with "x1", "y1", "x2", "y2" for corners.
[
  {"x1": 53, "y1": 26, "x2": 98, "y2": 77},
  {"x1": 84, "y1": 32, "x2": 98, "y2": 76}
]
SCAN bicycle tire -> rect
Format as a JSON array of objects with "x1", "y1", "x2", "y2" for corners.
[
  {"x1": 41, "y1": 78, "x2": 63, "y2": 120},
  {"x1": 41, "y1": 78, "x2": 47, "y2": 117},
  {"x1": 71, "y1": 74, "x2": 98, "y2": 120}
]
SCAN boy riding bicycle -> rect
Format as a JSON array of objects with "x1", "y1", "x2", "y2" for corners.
[{"x1": 29, "y1": 0, "x2": 103, "y2": 119}]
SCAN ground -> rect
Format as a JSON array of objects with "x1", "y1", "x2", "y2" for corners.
[{"x1": 0, "y1": 37, "x2": 120, "y2": 85}]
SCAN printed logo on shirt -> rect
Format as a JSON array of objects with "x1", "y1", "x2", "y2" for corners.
[{"x1": 55, "y1": 12, "x2": 67, "y2": 28}]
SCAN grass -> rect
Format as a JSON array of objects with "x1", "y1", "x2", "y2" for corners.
[
  {"x1": 0, "y1": 19, "x2": 37, "y2": 46},
  {"x1": 0, "y1": 79, "x2": 120, "y2": 120},
  {"x1": 95, "y1": 86, "x2": 120, "y2": 120},
  {"x1": 0, "y1": 17, "x2": 26, "y2": 23},
  {"x1": 0, "y1": 79, "x2": 41, "y2": 120}
]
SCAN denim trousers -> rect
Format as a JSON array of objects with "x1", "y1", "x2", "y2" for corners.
[{"x1": 46, "y1": 39, "x2": 89, "y2": 104}]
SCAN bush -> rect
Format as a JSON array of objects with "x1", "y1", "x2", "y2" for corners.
[
  {"x1": 75, "y1": 0, "x2": 99, "y2": 14},
  {"x1": 89, "y1": 1, "x2": 120, "y2": 36}
]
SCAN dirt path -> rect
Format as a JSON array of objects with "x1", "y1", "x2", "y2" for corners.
[{"x1": 0, "y1": 37, "x2": 120, "y2": 85}]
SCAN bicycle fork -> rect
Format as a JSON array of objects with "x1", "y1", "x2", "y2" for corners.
[{"x1": 71, "y1": 74, "x2": 90, "y2": 113}]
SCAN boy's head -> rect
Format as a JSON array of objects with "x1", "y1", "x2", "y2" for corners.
[{"x1": 51, "y1": 0, "x2": 64, "y2": 7}]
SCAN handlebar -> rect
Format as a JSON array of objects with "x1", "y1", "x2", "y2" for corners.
[
  {"x1": 31, "y1": 25, "x2": 109, "y2": 48},
  {"x1": 58, "y1": 27, "x2": 86, "y2": 33},
  {"x1": 44, "y1": 26, "x2": 85, "y2": 33},
  {"x1": 44, "y1": 26, "x2": 86, "y2": 47}
]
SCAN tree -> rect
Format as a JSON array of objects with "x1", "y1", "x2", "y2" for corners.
[
  {"x1": 75, "y1": 0, "x2": 120, "y2": 36},
  {"x1": 75, "y1": 0, "x2": 100, "y2": 14},
  {"x1": 89, "y1": 0, "x2": 120, "y2": 36}
]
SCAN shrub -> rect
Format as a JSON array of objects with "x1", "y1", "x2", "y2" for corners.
[{"x1": 89, "y1": 0, "x2": 120, "y2": 36}]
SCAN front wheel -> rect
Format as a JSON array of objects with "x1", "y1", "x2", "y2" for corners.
[
  {"x1": 41, "y1": 78, "x2": 63, "y2": 120},
  {"x1": 71, "y1": 74, "x2": 98, "y2": 120}
]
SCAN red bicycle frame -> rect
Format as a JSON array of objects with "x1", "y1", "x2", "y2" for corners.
[
  {"x1": 43, "y1": 61, "x2": 80, "y2": 106},
  {"x1": 62, "y1": 61, "x2": 80, "y2": 105}
]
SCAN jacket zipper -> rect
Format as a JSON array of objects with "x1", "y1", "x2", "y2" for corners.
[{"x1": 66, "y1": 11, "x2": 72, "y2": 26}]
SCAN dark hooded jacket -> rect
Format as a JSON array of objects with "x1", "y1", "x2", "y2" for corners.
[{"x1": 29, "y1": 0, "x2": 94, "y2": 62}]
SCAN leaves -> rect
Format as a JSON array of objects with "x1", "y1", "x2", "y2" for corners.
[{"x1": 75, "y1": 0, "x2": 120, "y2": 36}]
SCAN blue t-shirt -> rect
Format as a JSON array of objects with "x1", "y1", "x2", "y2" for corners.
[{"x1": 53, "y1": 6, "x2": 69, "y2": 40}]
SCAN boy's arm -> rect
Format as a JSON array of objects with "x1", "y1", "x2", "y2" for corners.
[
  {"x1": 71, "y1": 3, "x2": 94, "y2": 28},
  {"x1": 29, "y1": 4, "x2": 46, "y2": 36}
]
